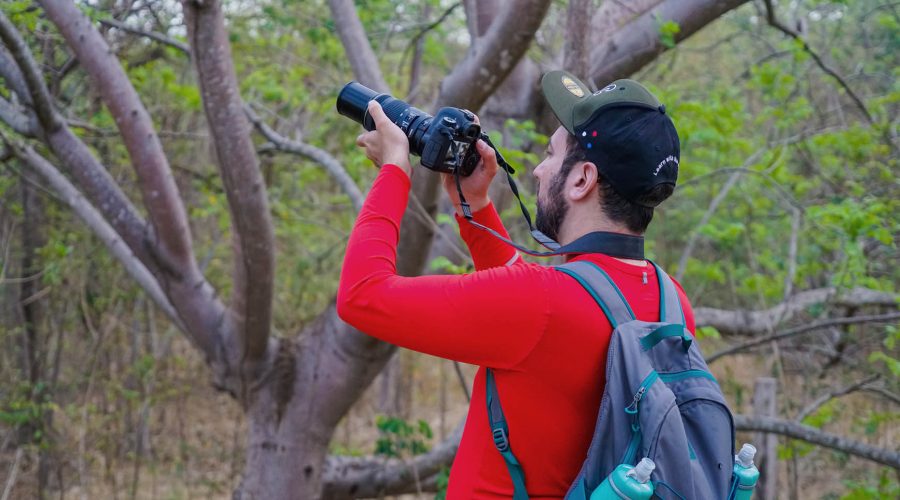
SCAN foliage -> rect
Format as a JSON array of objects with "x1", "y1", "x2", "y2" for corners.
[{"x1": 374, "y1": 415, "x2": 433, "y2": 458}]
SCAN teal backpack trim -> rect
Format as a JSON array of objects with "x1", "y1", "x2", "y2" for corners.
[
  {"x1": 485, "y1": 368, "x2": 529, "y2": 500},
  {"x1": 641, "y1": 323, "x2": 693, "y2": 352}
]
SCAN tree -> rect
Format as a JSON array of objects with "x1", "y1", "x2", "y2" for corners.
[{"x1": 1, "y1": 0, "x2": 896, "y2": 498}]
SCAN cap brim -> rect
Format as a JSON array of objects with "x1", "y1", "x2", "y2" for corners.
[{"x1": 541, "y1": 70, "x2": 591, "y2": 135}]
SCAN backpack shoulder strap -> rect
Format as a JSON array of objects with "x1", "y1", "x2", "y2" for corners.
[
  {"x1": 650, "y1": 262, "x2": 686, "y2": 326},
  {"x1": 555, "y1": 261, "x2": 636, "y2": 328},
  {"x1": 485, "y1": 368, "x2": 529, "y2": 500}
]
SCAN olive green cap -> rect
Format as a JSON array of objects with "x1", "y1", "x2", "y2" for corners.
[{"x1": 541, "y1": 70, "x2": 663, "y2": 135}]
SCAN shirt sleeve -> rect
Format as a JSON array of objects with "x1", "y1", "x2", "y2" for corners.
[
  {"x1": 337, "y1": 165, "x2": 549, "y2": 368},
  {"x1": 455, "y1": 202, "x2": 522, "y2": 270}
]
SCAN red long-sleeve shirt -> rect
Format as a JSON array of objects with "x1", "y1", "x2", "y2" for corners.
[{"x1": 337, "y1": 165, "x2": 695, "y2": 499}]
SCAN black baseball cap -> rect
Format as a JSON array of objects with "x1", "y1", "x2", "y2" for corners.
[{"x1": 540, "y1": 70, "x2": 680, "y2": 207}]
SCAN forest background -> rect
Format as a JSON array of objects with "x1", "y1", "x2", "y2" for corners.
[{"x1": 0, "y1": 0, "x2": 897, "y2": 499}]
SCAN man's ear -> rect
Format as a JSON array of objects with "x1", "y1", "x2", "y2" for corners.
[{"x1": 568, "y1": 161, "x2": 599, "y2": 202}]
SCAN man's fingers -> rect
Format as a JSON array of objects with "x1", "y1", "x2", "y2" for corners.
[
  {"x1": 355, "y1": 133, "x2": 367, "y2": 147},
  {"x1": 476, "y1": 139, "x2": 498, "y2": 173},
  {"x1": 367, "y1": 100, "x2": 391, "y2": 129}
]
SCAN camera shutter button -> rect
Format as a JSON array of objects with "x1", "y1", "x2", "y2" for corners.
[{"x1": 441, "y1": 116, "x2": 457, "y2": 127}]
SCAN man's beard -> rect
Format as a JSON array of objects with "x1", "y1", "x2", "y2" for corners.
[{"x1": 535, "y1": 168, "x2": 569, "y2": 242}]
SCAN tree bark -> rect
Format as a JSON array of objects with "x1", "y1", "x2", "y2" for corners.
[
  {"x1": 564, "y1": 0, "x2": 593, "y2": 78},
  {"x1": 734, "y1": 415, "x2": 900, "y2": 469},
  {"x1": 1, "y1": 7, "x2": 228, "y2": 366},
  {"x1": 327, "y1": 0, "x2": 390, "y2": 92},
  {"x1": 695, "y1": 287, "x2": 898, "y2": 336},
  {"x1": 40, "y1": 0, "x2": 198, "y2": 273},
  {"x1": 439, "y1": 0, "x2": 551, "y2": 110},
  {"x1": 588, "y1": 0, "x2": 750, "y2": 87},
  {"x1": 183, "y1": 0, "x2": 275, "y2": 368}
]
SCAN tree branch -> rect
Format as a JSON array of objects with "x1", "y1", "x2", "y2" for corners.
[
  {"x1": 183, "y1": 0, "x2": 274, "y2": 366},
  {"x1": 40, "y1": 0, "x2": 199, "y2": 276},
  {"x1": 327, "y1": 0, "x2": 390, "y2": 92},
  {"x1": 0, "y1": 96, "x2": 36, "y2": 136},
  {"x1": 589, "y1": 0, "x2": 750, "y2": 87},
  {"x1": 6, "y1": 141, "x2": 184, "y2": 332},
  {"x1": 99, "y1": 17, "x2": 191, "y2": 56},
  {"x1": 5, "y1": 4, "x2": 230, "y2": 367},
  {"x1": 0, "y1": 45, "x2": 33, "y2": 107},
  {"x1": 321, "y1": 420, "x2": 463, "y2": 498},
  {"x1": 695, "y1": 287, "x2": 898, "y2": 338},
  {"x1": 564, "y1": 0, "x2": 593, "y2": 77},
  {"x1": 733, "y1": 414, "x2": 900, "y2": 469},
  {"x1": 0, "y1": 8, "x2": 154, "y2": 276},
  {"x1": 706, "y1": 311, "x2": 900, "y2": 363},
  {"x1": 0, "y1": 12, "x2": 61, "y2": 131},
  {"x1": 439, "y1": 0, "x2": 551, "y2": 110},
  {"x1": 761, "y1": 0, "x2": 873, "y2": 124},
  {"x1": 591, "y1": 0, "x2": 662, "y2": 48},
  {"x1": 245, "y1": 104, "x2": 364, "y2": 213},
  {"x1": 795, "y1": 374, "x2": 881, "y2": 422}
]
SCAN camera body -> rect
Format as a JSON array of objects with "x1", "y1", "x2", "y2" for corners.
[{"x1": 337, "y1": 82, "x2": 482, "y2": 176}]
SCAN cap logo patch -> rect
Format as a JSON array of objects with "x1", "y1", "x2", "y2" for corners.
[
  {"x1": 562, "y1": 76, "x2": 584, "y2": 97},
  {"x1": 654, "y1": 155, "x2": 679, "y2": 176},
  {"x1": 593, "y1": 83, "x2": 617, "y2": 96}
]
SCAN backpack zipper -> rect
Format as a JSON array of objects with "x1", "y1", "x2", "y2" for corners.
[
  {"x1": 625, "y1": 371, "x2": 659, "y2": 414},
  {"x1": 622, "y1": 371, "x2": 659, "y2": 464}
]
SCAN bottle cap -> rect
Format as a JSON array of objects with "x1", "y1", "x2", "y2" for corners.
[
  {"x1": 736, "y1": 443, "x2": 757, "y2": 467},
  {"x1": 627, "y1": 457, "x2": 656, "y2": 484}
]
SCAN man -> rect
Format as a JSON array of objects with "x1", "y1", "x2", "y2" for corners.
[{"x1": 337, "y1": 71, "x2": 692, "y2": 499}]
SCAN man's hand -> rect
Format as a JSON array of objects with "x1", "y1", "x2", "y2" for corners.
[
  {"x1": 355, "y1": 101, "x2": 412, "y2": 177},
  {"x1": 441, "y1": 139, "x2": 500, "y2": 216}
]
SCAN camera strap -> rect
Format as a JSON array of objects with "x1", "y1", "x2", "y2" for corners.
[{"x1": 455, "y1": 136, "x2": 644, "y2": 260}]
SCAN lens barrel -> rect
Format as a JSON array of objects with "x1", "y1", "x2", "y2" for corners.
[{"x1": 336, "y1": 81, "x2": 381, "y2": 129}]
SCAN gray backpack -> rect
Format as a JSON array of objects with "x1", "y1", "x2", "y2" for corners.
[{"x1": 486, "y1": 261, "x2": 736, "y2": 499}]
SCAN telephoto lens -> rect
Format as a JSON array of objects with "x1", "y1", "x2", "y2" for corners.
[
  {"x1": 336, "y1": 81, "x2": 482, "y2": 176},
  {"x1": 336, "y1": 81, "x2": 431, "y2": 152}
]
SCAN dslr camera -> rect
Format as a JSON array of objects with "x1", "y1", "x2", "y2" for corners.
[{"x1": 337, "y1": 82, "x2": 482, "y2": 176}]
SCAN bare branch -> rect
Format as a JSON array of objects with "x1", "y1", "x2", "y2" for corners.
[
  {"x1": 861, "y1": 387, "x2": 900, "y2": 407},
  {"x1": 183, "y1": 0, "x2": 274, "y2": 364},
  {"x1": 564, "y1": 0, "x2": 593, "y2": 77},
  {"x1": 0, "y1": 8, "x2": 154, "y2": 272},
  {"x1": 761, "y1": 0, "x2": 873, "y2": 124},
  {"x1": 706, "y1": 311, "x2": 900, "y2": 363},
  {"x1": 591, "y1": 0, "x2": 662, "y2": 47},
  {"x1": 7, "y1": 142, "x2": 184, "y2": 332},
  {"x1": 0, "y1": 96, "x2": 36, "y2": 136},
  {"x1": 245, "y1": 104, "x2": 364, "y2": 212},
  {"x1": 782, "y1": 207, "x2": 801, "y2": 300},
  {"x1": 0, "y1": 447, "x2": 23, "y2": 500},
  {"x1": 328, "y1": 0, "x2": 390, "y2": 92},
  {"x1": 696, "y1": 288, "x2": 898, "y2": 338},
  {"x1": 589, "y1": 0, "x2": 750, "y2": 87},
  {"x1": 0, "y1": 12, "x2": 61, "y2": 131},
  {"x1": 322, "y1": 421, "x2": 463, "y2": 498},
  {"x1": 733, "y1": 414, "x2": 900, "y2": 469},
  {"x1": 0, "y1": 46, "x2": 32, "y2": 106},
  {"x1": 795, "y1": 375, "x2": 881, "y2": 422},
  {"x1": 99, "y1": 17, "x2": 191, "y2": 56},
  {"x1": 439, "y1": 0, "x2": 551, "y2": 110},
  {"x1": 40, "y1": 0, "x2": 198, "y2": 273}
]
